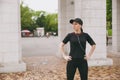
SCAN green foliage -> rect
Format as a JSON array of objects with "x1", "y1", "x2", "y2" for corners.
[
  {"x1": 107, "y1": 0, "x2": 112, "y2": 29},
  {"x1": 21, "y1": 2, "x2": 37, "y2": 32},
  {"x1": 44, "y1": 13, "x2": 58, "y2": 33},
  {"x1": 36, "y1": 14, "x2": 46, "y2": 28},
  {"x1": 108, "y1": 29, "x2": 112, "y2": 36},
  {"x1": 20, "y1": 2, "x2": 58, "y2": 34}
]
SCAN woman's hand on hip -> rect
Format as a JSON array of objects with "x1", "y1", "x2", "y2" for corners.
[
  {"x1": 84, "y1": 55, "x2": 91, "y2": 60},
  {"x1": 63, "y1": 55, "x2": 72, "y2": 61}
]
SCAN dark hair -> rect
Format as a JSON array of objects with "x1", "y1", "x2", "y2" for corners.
[
  {"x1": 81, "y1": 28, "x2": 83, "y2": 32},
  {"x1": 69, "y1": 18, "x2": 83, "y2": 32}
]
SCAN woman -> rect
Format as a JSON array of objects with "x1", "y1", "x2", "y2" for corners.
[{"x1": 60, "y1": 18, "x2": 96, "y2": 80}]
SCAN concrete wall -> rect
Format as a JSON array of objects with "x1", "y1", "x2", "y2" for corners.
[
  {"x1": 58, "y1": 0, "x2": 75, "y2": 41},
  {"x1": 112, "y1": 0, "x2": 120, "y2": 52},
  {"x1": 0, "y1": 0, "x2": 26, "y2": 73},
  {"x1": 75, "y1": 0, "x2": 107, "y2": 59},
  {"x1": 58, "y1": 0, "x2": 75, "y2": 54}
]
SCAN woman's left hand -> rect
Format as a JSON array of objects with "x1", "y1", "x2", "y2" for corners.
[{"x1": 84, "y1": 55, "x2": 91, "y2": 60}]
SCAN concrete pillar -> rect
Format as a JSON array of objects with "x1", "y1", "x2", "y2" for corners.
[
  {"x1": 75, "y1": 0, "x2": 113, "y2": 66},
  {"x1": 0, "y1": 0, "x2": 26, "y2": 73},
  {"x1": 58, "y1": 0, "x2": 75, "y2": 41},
  {"x1": 112, "y1": 0, "x2": 120, "y2": 52},
  {"x1": 58, "y1": 0, "x2": 113, "y2": 66},
  {"x1": 58, "y1": 0, "x2": 75, "y2": 56}
]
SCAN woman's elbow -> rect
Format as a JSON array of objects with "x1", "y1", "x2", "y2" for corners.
[
  {"x1": 92, "y1": 45, "x2": 96, "y2": 49},
  {"x1": 60, "y1": 42, "x2": 65, "y2": 48}
]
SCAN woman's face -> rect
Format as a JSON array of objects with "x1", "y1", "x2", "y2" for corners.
[{"x1": 72, "y1": 22, "x2": 81, "y2": 31}]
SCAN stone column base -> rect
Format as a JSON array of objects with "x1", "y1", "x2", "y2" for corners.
[
  {"x1": 0, "y1": 62, "x2": 26, "y2": 73},
  {"x1": 88, "y1": 58, "x2": 113, "y2": 66}
]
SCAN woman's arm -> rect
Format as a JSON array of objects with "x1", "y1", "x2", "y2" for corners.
[
  {"x1": 60, "y1": 42, "x2": 72, "y2": 61},
  {"x1": 84, "y1": 44, "x2": 96, "y2": 60}
]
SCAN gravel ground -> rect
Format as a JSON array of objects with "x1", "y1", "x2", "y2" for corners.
[{"x1": 0, "y1": 54, "x2": 120, "y2": 80}]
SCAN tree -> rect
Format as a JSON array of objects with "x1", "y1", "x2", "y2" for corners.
[
  {"x1": 20, "y1": 1, "x2": 58, "y2": 34},
  {"x1": 20, "y1": 2, "x2": 37, "y2": 32},
  {"x1": 45, "y1": 13, "x2": 58, "y2": 34},
  {"x1": 107, "y1": 0, "x2": 112, "y2": 29},
  {"x1": 35, "y1": 12, "x2": 58, "y2": 34},
  {"x1": 36, "y1": 13, "x2": 46, "y2": 27}
]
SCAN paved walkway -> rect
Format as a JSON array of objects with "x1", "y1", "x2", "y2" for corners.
[
  {"x1": 22, "y1": 36, "x2": 59, "y2": 57},
  {"x1": 22, "y1": 36, "x2": 118, "y2": 57}
]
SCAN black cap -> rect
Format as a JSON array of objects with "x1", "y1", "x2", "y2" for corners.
[{"x1": 69, "y1": 18, "x2": 83, "y2": 25}]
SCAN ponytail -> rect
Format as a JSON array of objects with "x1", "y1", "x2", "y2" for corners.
[{"x1": 81, "y1": 28, "x2": 83, "y2": 32}]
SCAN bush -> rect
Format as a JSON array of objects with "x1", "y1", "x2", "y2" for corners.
[{"x1": 108, "y1": 29, "x2": 112, "y2": 36}]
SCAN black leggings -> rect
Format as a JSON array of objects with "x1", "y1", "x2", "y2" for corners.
[{"x1": 66, "y1": 58, "x2": 88, "y2": 80}]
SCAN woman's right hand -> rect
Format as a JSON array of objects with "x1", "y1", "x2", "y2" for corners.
[{"x1": 63, "y1": 55, "x2": 72, "y2": 61}]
